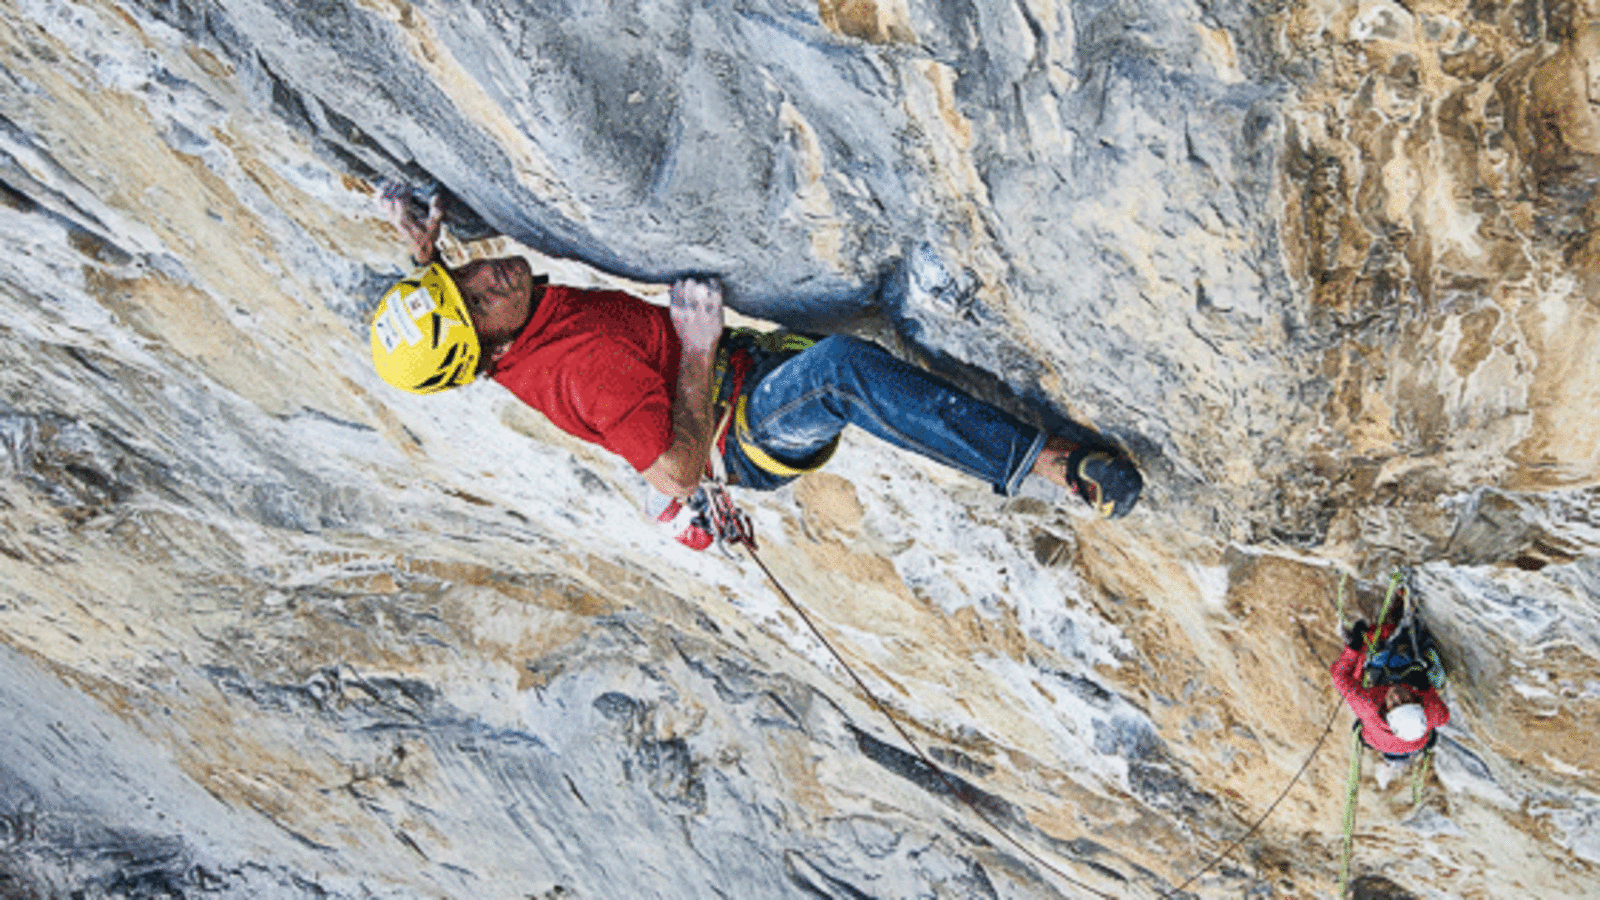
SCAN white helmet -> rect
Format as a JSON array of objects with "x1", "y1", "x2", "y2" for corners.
[{"x1": 1385, "y1": 703, "x2": 1428, "y2": 742}]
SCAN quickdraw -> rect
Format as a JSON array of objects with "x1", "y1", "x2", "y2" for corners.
[
  {"x1": 700, "y1": 478, "x2": 755, "y2": 552},
  {"x1": 709, "y1": 330, "x2": 838, "y2": 481},
  {"x1": 702, "y1": 385, "x2": 755, "y2": 555}
]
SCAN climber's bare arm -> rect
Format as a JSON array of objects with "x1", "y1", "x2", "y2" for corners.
[{"x1": 641, "y1": 278, "x2": 723, "y2": 498}]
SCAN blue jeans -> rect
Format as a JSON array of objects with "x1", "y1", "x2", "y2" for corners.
[{"x1": 722, "y1": 336, "x2": 1047, "y2": 494}]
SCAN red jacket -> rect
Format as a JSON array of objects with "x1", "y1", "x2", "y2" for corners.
[
  {"x1": 1330, "y1": 646, "x2": 1449, "y2": 755},
  {"x1": 491, "y1": 286, "x2": 680, "y2": 472}
]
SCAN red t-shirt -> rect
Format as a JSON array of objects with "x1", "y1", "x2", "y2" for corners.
[
  {"x1": 1330, "y1": 646, "x2": 1450, "y2": 754},
  {"x1": 491, "y1": 285, "x2": 680, "y2": 472}
]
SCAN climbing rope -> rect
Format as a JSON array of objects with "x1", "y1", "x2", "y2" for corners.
[
  {"x1": 1161, "y1": 619, "x2": 1345, "y2": 897},
  {"x1": 700, "y1": 482, "x2": 1125, "y2": 900},
  {"x1": 1164, "y1": 699, "x2": 1341, "y2": 897},
  {"x1": 1337, "y1": 723, "x2": 1365, "y2": 895},
  {"x1": 1411, "y1": 746, "x2": 1432, "y2": 807},
  {"x1": 1363, "y1": 570, "x2": 1405, "y2": 660},
  {"x1": 1335, "y1": 572, "x2": 1349, "y2": 632}
]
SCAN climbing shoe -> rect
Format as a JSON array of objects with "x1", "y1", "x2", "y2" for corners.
[{"x1": 1065, "y1": 449, "x2": 1143, "y2": 519}]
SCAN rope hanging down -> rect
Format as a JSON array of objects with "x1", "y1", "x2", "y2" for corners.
[
  {"x1": 1164, "y1": 702, "x2": 1341, "y2": 897},
  {"x1": 700, "y1": 481, "x2": 1125, "y2": 900},
  {"x1": 700, "y1": 482, "x2": 1386, "y2": 899},
  {"x1": 1338, "y1": 722, "x2": 1365, "y2": 893},
  {"x1": 1161, "y1": 619, "x2": 1346, "y2": 897}
]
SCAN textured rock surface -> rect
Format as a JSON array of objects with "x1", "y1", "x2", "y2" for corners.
[{"x1": 1, "y1": 0, "x2": 1597, "y2": 897}]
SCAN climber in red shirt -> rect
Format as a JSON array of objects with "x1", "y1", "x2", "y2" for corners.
[
  {"x1": 1330, "y1": 621, "x2": 1450, "y2": 759},
  {"x1": 368, "y1": 189, "x2": 1143, "y2": 538}
]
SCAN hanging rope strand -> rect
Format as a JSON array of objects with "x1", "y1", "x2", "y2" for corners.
[
  {"x1": 1335, "y1": 572, "x2": 1349, "y2": 633},
  {"x1": 704, "y1": 482, "x2": 1365, "y2": 899},
  {"x1": 1411, "y1": 747, "x2": 1431, "y2": 807},
  {"x1": 1365, "y1": 570, "x2": 1404, "y2": 658},
  {"x1": 736, "y1": 541, "x2": 1127, "y2": 900},
  {"x1": 1337, "y1": 724, "x2": 1365, "y2": 896},
  {"x1": 1164, "y1": 700, "x2": 1341, "y2": 897},
  {"x1": 1162, "y1": 620, "x2": 1344, "y2": 896}
]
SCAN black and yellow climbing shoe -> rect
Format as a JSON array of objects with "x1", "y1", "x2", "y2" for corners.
[{"x1": 1066, "y1": 449, "x2": 1143, "y2": 519}]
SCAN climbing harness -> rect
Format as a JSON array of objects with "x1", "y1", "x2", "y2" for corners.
[
  {"x1": 697, "y1": 474, "x2": 1126, "y2": 900},
  {"x1": 712, "y1": 328, "x2": 838, "y2": 480},
  {"x1": 1359, "y1": 569, "x2": 1447, "y2": 693}
]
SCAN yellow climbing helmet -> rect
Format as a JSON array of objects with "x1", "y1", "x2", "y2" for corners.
[{"x1": 369, "y1": 263, "x2": 480, "y2": 394}]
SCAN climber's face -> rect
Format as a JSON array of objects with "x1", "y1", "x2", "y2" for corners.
[{"x1": 452, "y1": 256, "x2": 536, "y2": 347}]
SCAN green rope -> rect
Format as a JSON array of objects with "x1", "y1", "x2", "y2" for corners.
[
  {"x1": 1335, "y1": 572, "x2": 1349, "y2": 633},
  {"x1": 1365, "y1": 570, "x2": 1403, "y2": 657},
  {"x1": 1411, "y1": 747, "x2": 1433, "y2": 807},
  {"x1": 1361, "y1": 571, "x2": 1406, "y2": 688},
  {"x1": 1338, "y1": 725, "x2": 1365, "y2": 897}
]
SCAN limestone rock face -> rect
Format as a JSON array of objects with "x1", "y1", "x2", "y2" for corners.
[{"x1": 2, "y1": 0, "x2": 1598, "y2": 897}]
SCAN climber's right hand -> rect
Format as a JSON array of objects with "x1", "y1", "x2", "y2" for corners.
[
  {"x1": 384, "y1": 183, "x2": 445, "y2": 267},
  {"x1": 669, "y1": 277, "x2": 724, "y2": 355}
]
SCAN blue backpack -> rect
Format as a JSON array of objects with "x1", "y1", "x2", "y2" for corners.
[{"x1": 1362, "y1": 621, "x2": 1447, "y2": 691}]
